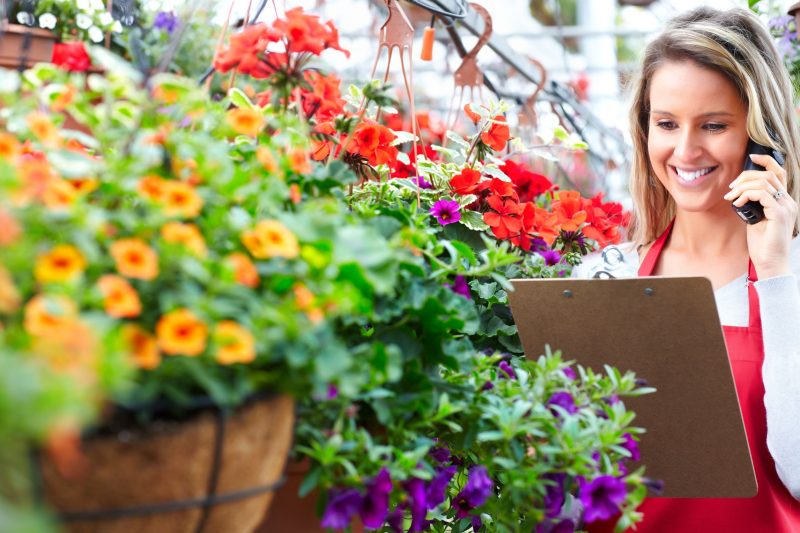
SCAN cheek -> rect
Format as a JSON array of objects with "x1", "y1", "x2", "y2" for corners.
[{"x1": 646, "y1": 132, "x2": 671, "y2": 170}]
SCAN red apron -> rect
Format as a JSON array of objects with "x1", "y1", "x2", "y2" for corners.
[{"x1": 591, "y1": 223, "x2": 800, "y2": 532}]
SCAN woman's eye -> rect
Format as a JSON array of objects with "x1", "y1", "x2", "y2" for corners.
[
  {"x1": 703, "y1": 123, "x2": 727, "y2": 132},
  {"x1": 655, "y1": 120, "x2": 676, "y2": 130}
]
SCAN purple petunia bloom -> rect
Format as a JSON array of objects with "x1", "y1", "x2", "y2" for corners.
[
  {"x1": 327, "y1": 384, "x2": 339, "y2": 400},
  {"x1": 536, "y1": 518, "x2": 576, "y2": 533},
  {"x1": 386, "y1": 508, "x2": 404, "y2": 532},
  {"x1": 604, "y1": 394, "x2": 620, "y2": 406},
  {"x1": 547, "y1": 391, "x2": 578, "y2": 415},
  {"x1": 430, "y1": 199, "x2": 461, "y2": 226},
  {"x1": 620, "y1": 433, "x2": 640, "y2": 462},
  {"x1": 471, "y1": 514, "x2": 483, "y2": 529},
  {"x1": 562, "y1": 367, "x2": 576, "y2": 380},
  {"x1": 430, "y1": 446, "x2": 451, "y2": 465},
  {"x1": 578, "y1": 475, "x2": 627, "y2": 523},
  {"x1": 153, "y1": 11, "x2": 179, "y2": 34},
  {"x1": 538, "y1": 249, "x2": 562, "y2": 266},
  {"x1": 543, "y1": 473, "x2": 567, "y2": 518},
  {"x1": 481, "y1": 380, "x2": 495, "y2": 391},
  {"x1": 413, "y1": 175, "x2": 433, "y2": 189},
  {"x1": 453, "y1": 465, "x2": 493, "y2": 518},
  {"x1": 445, "y1": 275, "x2": 471, "y2": 298},
  {"x1": 360, "y1": 467, "x2": 393, "y2": 528},
  {"x1": 404, "y1": 477, "x2": 429, "y2": 532},
  {"x1": 497, "y1": 360, "x2": 516, "y2": 380},
  {"x1": 426, "y1": 465, "x2": 457, "y2": 509},
  {"x1": 321, "y1": 488, "x2": 363, "y2": 529}
]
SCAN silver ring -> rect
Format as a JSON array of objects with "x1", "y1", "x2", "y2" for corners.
[{"x1": 774, "y1": 189, "x2": 785, "y2": 201}]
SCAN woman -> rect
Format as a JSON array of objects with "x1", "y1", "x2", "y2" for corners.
[{"x1": 576, "y1": 7, "x2": 800, "y2": 532}]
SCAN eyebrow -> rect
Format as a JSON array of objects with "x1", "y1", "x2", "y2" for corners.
[{"x1": 650, "y1": 110, "x2": 736, "y2": 118}]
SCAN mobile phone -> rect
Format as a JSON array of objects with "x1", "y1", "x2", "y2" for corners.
[{"x1": 732, "y1": 139, "x2": 785, "y2": 224}]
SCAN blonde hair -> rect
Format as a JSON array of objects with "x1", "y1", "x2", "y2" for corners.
[{"x1": 627, "y1": 7, "x2": 800, "y2": 247}]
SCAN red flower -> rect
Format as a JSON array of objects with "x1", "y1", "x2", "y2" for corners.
[
  {"x1": 298, "y1": 71, "x2": 345, "y2": 121},
  {"x1": 310, "y1": 121, "x2": 340, "y2": 161},
  {"x1": 52, "y1": 42, "x2": 91, "y2": 72},
  {"x1": 480, "y1": 178, "x2": 518, "y2": 200},
  {"x1": 551, "y1": 191, "x2": 587, "y2": 232},
  {"x1": 484, "y1": 195, "x2": 523, "y2": 240},
  {"x1": 481, "y1": 116, "x2": 511, "y2": 152},
  {"x1": 273, "y1": 8, "x2": 350, "y2": 58},
  {"x1": 500, "y1": 160, "x2": 553, "y2": 203},
  {"x1": 449, "y1": 168, "x2": 482, "y2": 196},
  {"x1": 213, "y1": 23, "x2": 281, "y2": 76},
  {"x1": 390, "y1": 145, "x2": 438, "y2": 179},
  {"x1": 464, "y1": 103, "x2": 481, "y2": 125},
  {"x1": 581, "y1": 193, "x2": 626, "y2": 247},
  {"x1": 347, "y1": 122, "x2": 398, "y2": 166}
]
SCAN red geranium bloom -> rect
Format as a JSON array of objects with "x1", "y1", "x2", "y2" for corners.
[
  {"x1": 479, "y1": 177, "x2": 518, "y2": 200},
  {"x1": 298, "y1": 71, "x2": 345, "y2": 121},
  {"x1": 274, "y1": 8, "x2": 350, "y2": 58},
  {"x1": 52, "y1": 42, "x2": 91, "y2": 72},
  {"x1": 310, "y1": 121, "x2": 339, "y2": 161},
  {"x1": 347, "y1": 122, "x2": 398, "y2": 166},
  {"x1": 484, "y1": 195, "x2": 523, "y2": 240},
  {"x1": 390, "y1": 145, "x2": 438, "y2": 179},
  {"x1": 481, "y1": 116, "x2": 511, "y2": 152},
  {"x1": 500, "y1": 160, "x2": 553, "y2": 203},
  {"x1": 449, "y1": 168, "x2": 482, "y2": 196},
  {"x1": 213, "y1": 23, "x2": 280, "y2": 75},
  {"x1": 551, "y1": 190, "x2": 587, "y2": 232},
  {"x1": 464, "y1": 103, "x2": 481, "y2": 125},
  {"x1": 581, "y1": 193, "x2": 626, "y2": 247}
]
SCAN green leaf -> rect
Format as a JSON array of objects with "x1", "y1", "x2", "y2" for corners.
[
  {"x1": 298, "y1": 465, "x2": 323, "y2": 497},
  {"x1": 228, "y1": 87, "x2": 256, "y2": 110}
]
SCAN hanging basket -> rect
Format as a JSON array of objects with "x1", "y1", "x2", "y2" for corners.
[
  {"x1": 0, "y1": 22, "x2": 57, "y2": 70},
  {"x1": 39, "y1": 394, "x2": 295, "y2": 533}
]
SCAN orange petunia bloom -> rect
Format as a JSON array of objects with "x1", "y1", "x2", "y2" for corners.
[
  {"x1": 43, "y1": 178, "x2": 78, "y2": 210},
  {"x1": 161, "y1": 222, "x2": 207, "y2": 257},
  {"x1": 0, "y1": 132, "x2": 21, "y2": 160},
  {"x1": 293, "y1": 283, "x2": 315, "y2": 310},
  {"x1": 225, "y1": 252, "x2": 259, "y2": 288},
  {"x1": 27, "y1": 112, "x2": 59, "y2": 146},
  {"x1": 256, "y1": 146, "x2": 278, "y2": 173},
  {"x1": 0, "y1": 265, "x2": 21, "y2": 314},
  {"x1": 289, "y1": 183, "x2": 301, "y2": 204},
  {"x1": 33, "y1": 318, "x2": 98, "y2": 383},
  {"x1": 481, "y1": 116, "x2": 511, "y2": 152},
  {"x1": 227, "y1": 108, "x2": 263, "y2": 137},
  {"x1": 97, "y1": 275, "x2": 142, "y2": 318},
  {"x1": 214, "y1": 321, "x2": 256, "y2": 365},
  {"x1": 16, "y1": 158, "x2": 58, "y2": 204},
  {"x1": 34, "y1": 244, "x2": 87, "y2": 284},
  {"x1": 66, "y1": 177, "x2": 99, "y2": 195},
  {"x1": 23, "y1": 294, "x2": 78, "y2": 337},
  {"x1": 110, "y1": 238, "x2": 159, "y2": 280},
  {"x1": 138, "y1": 175, "x2": 167, "y2": 202},
  {"x1": 449, "y1": 168, "x2": 481, "y2": 196},
  {"x1": 288, "y1": 147, "x2": 311, "y2": 174},
  {"x1": 0, "y1": 208, "x2": 21, "y2": 246},
  {"x1": 241, "y1": 220, "x2": 300, "y2": 259},
  {"x1": 160, "y1": 180, "x2": 203, "y2": 218},
  {"x1": 51, "y1": 84, "x2": 77, "y2": 113},
  {"x1": 156, "y1": 308, "x2": 208, "y2": 356},
  {"x1": 551, "y1": 190, "x2": 587, "y2": 232},
  {"x1": 121, "y1": 324, "x2": 161, "y2": 370}
]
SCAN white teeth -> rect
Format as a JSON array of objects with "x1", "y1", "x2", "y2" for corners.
[{"x1": 675, "y1": 166, "x2": 714, "y2": 181}]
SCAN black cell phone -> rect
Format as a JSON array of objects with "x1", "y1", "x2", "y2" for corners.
[{"x1": 732, "y1": 139, "x2": 785, "y2": 224}]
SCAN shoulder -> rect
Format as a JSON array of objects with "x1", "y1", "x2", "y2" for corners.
[{"x1": 572, "y1": 242, "x2": 639, "y2": 279}]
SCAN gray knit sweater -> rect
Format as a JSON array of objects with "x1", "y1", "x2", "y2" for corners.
[{"x1": 573, "y1": 238, "x2": 800, "y2": 500}]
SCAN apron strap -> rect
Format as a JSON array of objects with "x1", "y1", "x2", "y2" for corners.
[{"x1": 638, "y1": 221, "x2": 674, "y2": 277}]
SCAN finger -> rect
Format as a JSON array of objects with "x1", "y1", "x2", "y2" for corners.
[
  {"x1": 724, "y1": 181, "x2": 778, "y2": 202},
  {"x1": 748, "y1": 153, "x2": 788, "y2": 187},
  {"x1": 729, "y1": 172, "x2": 784, "y2": 194},
  {"x1": 730, "y1": 187, "x2": 782, "y2": 210}
]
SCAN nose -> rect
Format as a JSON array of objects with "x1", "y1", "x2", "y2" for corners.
[{"x1": 673, "y1": 129, "x2": 704, "y2": 162}]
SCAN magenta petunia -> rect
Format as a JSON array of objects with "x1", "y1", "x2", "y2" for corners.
[{"x1": 430, "y1": 199, "x2": 461, "y2": 226}]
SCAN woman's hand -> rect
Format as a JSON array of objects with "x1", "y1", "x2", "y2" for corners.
[{"x1": 724, "y1": 153, "x2": 797, "y2": 279}]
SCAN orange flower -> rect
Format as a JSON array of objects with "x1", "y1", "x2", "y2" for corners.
[
  {"x1": 226, "y1": 252, "x2": 259, "y2": 288},
  {"x1": 27, "y1": 112, "x2": 59, "y2": 146},
  {"x1": 0, "y1": 208, "x2": 22, "y2": 246},
  {"x1": 0, "y1": 132, "x2": 21, "y2": 160},
  {"x1": 288, "y1": 147, "x2": 311, "y2": 174},
  {"x1": 122, "y1": 324, "x2": 161, "y2": 370},
  {"x1": 481, "y1": 116, "x2": 511, "y2": 152},
  {"x1": 289, "y1": 183, "x2": 302, "y2": 204},
  {"x1": 152, "y1": 84, "x2": 180, "y2": 104},
  {"x1": 33, "y1": 318, "x2": 98, "y2": 384},
  {"x1": 293, "y1": 283, "x2": 315, "y2": 309},
  {"x1": 43, "y1": 178, "x2": 78, "y2": 210},
  {"x1": 138, "y1": 175, "x2": 167, "y2": 202},
  {"x1": 34, "y1": 244, "x2": 87, "y2": 283},
  {"x1": 51, "y1": 84, "x2": 77, "y2": 113},
  {"x1": 0, "y1": 265, "x2": 21, "y2": 314},
  {"x1": 44, "y1": 418, "x2": 86, "y2": 479},
  {"x1": 551, "y1": 190, "x2": 587, "y2": 232},
  {"x1": 464, "y1": 103, "x2": 481, "y2": 125},
  {"x1": 227, "y1": 108, "x2": 263, "y2": 137},
  {"x1": 97, "y1": 275, "x2": 142, "y2": 318},
  {"x1": 214, "y1": 321, "x2": 256, "y2": 365},
  {"x1": 111, "y1": 238, "x2": 159, "y2": 280},
  {"x1": 156, "y1": 308, "x2": 208, "y2": 356},
  {"x1": 240, "y1": 220, "x2": 299, "y2": 259},
  {"x1": 161, "y1": 180, "x2": 203, "y2": 218},
  {"x1": 161, "y1": 222, "x2": 207, "y2": 257},
  {"x1": 23, "y1": 294, "x2": 78, "y2": 336},
  {"x1": 16, "y1": 159, "x2": 57, "y2": 203},
  {"x1": 66, "y1": 177, "x2": 99, "y2": 195},
  {"x1": 347, "y1": 122, "x2": 398, "y2": 166},
  {"x1": 256, "y1": 146, "x2": 278, "y2": 173}
]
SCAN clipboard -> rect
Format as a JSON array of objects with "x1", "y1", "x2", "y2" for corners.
[{"x1": 507, "y1": 276, "x2": 757, "y2": 498}]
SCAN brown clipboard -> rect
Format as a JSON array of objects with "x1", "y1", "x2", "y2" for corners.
[{"x1": 507, "y1": 276, "x2": 757, "y2": 498}]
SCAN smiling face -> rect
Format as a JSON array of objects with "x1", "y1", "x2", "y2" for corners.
[{"x1": 647, "y1": 60, "x2": 750, "y2": 216}]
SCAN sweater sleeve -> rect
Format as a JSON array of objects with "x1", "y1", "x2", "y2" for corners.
[{"x1": 756, "y1": 273, "x2": 800, "y2": 499}]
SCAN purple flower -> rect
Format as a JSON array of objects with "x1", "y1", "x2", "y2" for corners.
[
  {"x1": 153, "y1": 11, "x2": 179, "y2": 34},
  {"x1": 604, "y1": 394, "x2": 620, "y2": 406},
  {"x1": 543, "y1": 473, "x2": 566, "y2": 518},
  {"x1": 360, "y1": 467, "x2": 392, "y2": 528},
  {"x1": 529, "y1": 237, "x2": 549, "y2": 251},
  {"x1": 562, "y1": 367, "x2": 576, "y2": 380},
  {"x1": 481, "y1": 380, "x2": 495, "y2": 391},
  {"x1": 537, "y1": 249, "x2": 562, "y2": 266},
  {"x1": 547, "y1": 391, "x2": 577, "y2": 416},
  {"x1": 386, "y1": 509, "x2": 404, "y2": 532},
  {"x1": 643, "y1": 476, "x2": 665, "y2": 496},
  {"x1": 426, "y1": 466, "x2": 457, "y2": 509},
  {"x1": 430, "y1": 446, "x2": 451, "y2": 464},
  {"x1": 620, "y1": 433, "x2": 640, "y2": 462},
  {"x1": 321, "y1": 488, "x2": 363, "y2": 529},
  {"x1": 430, "y1": 199, "x2": 461, "y2": 226},
  {"x1": 536, "y1": 519, "x2": 576, "y2": 533},
  {"x1": 445, "y1": 275, "x2": 471, "y2": 298},
  {"x1": 497, "y1": 360, "x2": 516, "y2": 380},
  {"x1": 578, "y1": 475, "x2": 627, "y2": 523},
  {"x1": 413, "y1": 175, "x2": 433, "y2": 189},
  {"x1": 404, "y1": 477, "x2": 429, "y2": 532},
  {"x1": 453, "y1": 465, "x2": 493, "y2": 518},
  {"x1": 471, "y1": 514, "x2": 483, "y2": 529},
  {"x1": 327, "y1": 384, "x2": 339, "y2": 400}
]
